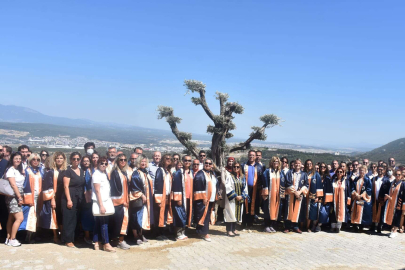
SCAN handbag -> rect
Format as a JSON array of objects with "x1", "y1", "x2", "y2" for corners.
[
  {"x1": 0, "y1": 178, "x2": 15, "y2": 196},
  {"x1": 129, "y1": 198, "x2": 144, "y2": 208},
  {"x1": 92, "y1": 198, "x2": 115, "y2": 216}
]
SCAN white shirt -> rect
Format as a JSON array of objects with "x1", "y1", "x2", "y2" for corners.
[
  {"x1": 148, "y1": 161, "x2": 159, "y2": 183},
  {"x1": 375, "y1": 177, "x2": 384, "y2": 198},
  {"x1": 6, "y1": 167, "x2": 25, "y2": 188},
  {"x1": 34, "y1": 174, "x2": 40, "y2": 194},
  {"x1": 293, "y1": 171, "x2": 301, "y2": 190},
  {"x1": 209, "y1": 173, "x2": 217, "y2": 202},
  {"x1": 92, "y1": 169, "x2": 111, "y2": 201}
]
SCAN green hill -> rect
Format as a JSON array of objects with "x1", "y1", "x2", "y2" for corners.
[{"x1": 359, "y1": 138, "x2": 405, "y2": 164}]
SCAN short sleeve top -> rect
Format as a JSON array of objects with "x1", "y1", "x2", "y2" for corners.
[
  {"x1": 64, "y1": 167, "x2": 85, "y2": 189},
  {"x1": 91, "y1": 169, "x2": 111, "y2": 201},
  {"x1": 5, "y1": 167, "x2": 25, "y2": 188}
]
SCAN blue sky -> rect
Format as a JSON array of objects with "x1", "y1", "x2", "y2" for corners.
[{"x1": 0, "y1": 1, "x2": 404, "y2": 149}]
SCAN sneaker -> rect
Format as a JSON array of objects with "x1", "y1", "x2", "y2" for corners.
[
  {"x1": 136, "y1": 239, "x2": 143, "y2": 245},
  {"x1": 269, "y1": 227, "x2": 276, "y2": 233},
  {"x1": 84, "y1": 237, "x2": 93, "y2": 245},
  {"x1": 5, "y1": 239, "x2": 9, "y2": 245},
  {"x1": 7, "y1": 239, "x2": 21, "y2": 247},
  {"x1": 264, "y1": 227, "x2": 272, "y2": 233},
  {"x1": 117, "y1": 240, "x2": 131, "y2": 250},
  {"x1": 389, "y1": 232, "x2": 397, "y2": 238},
  {"x1": 141, "y1": 235, "x2": 148, "y2": 243},
  {"x1": 156, "y1": 235, "x2": 166, "y2": 241},
  {"x1": 202, "y1": 235, "x2": 211, "y2": 242},
  {"x1": 315, "y1": 226, "x2": 321, "y2": 232},
  {"x1": 177, "y1": 235, "x2": 188, "y2": 241}
]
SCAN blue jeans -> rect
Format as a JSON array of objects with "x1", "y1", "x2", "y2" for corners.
[{"x1": 93, "y1": 216, "x2": 110, "y2": 244}]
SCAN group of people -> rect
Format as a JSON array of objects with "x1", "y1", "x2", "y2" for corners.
[{"x1": 0, "y1": 143, "x2": 404, "y2": 253}]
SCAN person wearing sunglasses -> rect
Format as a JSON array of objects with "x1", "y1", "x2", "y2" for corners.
[
  {"x1": 262, "y1": 156, "x2": 285, "y2": 233},
  {"x1": 129, "y1": 154, "x2": 154, "y2": 245},
  {"x1": 148, "y1": 151, "x2": 161, "y2": 185},
  {"x1": 198, "y1": 150, "x2": 207, "y2": 170},
  {"x1": 224, "y1": 161, "x2": 248, "y2": 236},
  {"x1": 388, "y1": 157, "x2": 398, "y2": 171},
  {"x1": 171, "y1": 153, "x2": 181, "y2": 174},
  {"x1": 39, "y1": 150, "x2": 49, "y2": 168},
  {"x1": 20, "y1": 153, "x2": 44, "y2": 243},
  {"x1": 284, "y1": 159, "x2": 309, "y2": 234},
  {"x1": 380, "y1": 170, "x2": 405, "y2": 238},
  {"x1": 193, "y1": 158, "x2": 217, "y2": 241},
  {"x1": 108, "y1": 154, "x2": 131, "y2": 250},
  {"x1": 350, "y1": 165, "x2": 372, "y2": 232},
  {"x1": 317, "y1": 162, "x2": 333, "y2": 232},
  {"x1": 192, "y1": 159, "x2": 201, "y2": 175},
  {"x1": 370, "y1": 165, "x2": 386, "y2": 234},
  {"x1": 328, "y1": 166, "x2": 349, "y2": 233},
  {"x1": 303, "y1": 159, "x2": 323, "y2": 232},
  {"x1": 154, "y1": 154, "x2": 173, "y2": 240},
  {"x1": 62, "y1": 152, "x2": 85, "y2": 248},
  {"x1": 39, "y1": 151, "x2": 67, "y2": 244}
]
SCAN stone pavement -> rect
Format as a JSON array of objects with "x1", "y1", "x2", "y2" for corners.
[{"x1": 1, "y1": 225, "x2": 405, "y2": 270}]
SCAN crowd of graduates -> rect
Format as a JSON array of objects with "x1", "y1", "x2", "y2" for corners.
[{"x1": 0, "y1": 143, "x2": 404, "y2": 252}]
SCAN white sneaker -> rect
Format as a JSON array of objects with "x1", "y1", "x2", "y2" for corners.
[
  {"x1": 4, "y1": 238, "x2": 9, "y2": 245},
  {"x1": 177, "y1": 235, "x2": 188, "y2": 241},
  {"x1": 7, "y1": 239, "x2": 21, "y2": 247},
  {"x1": 389, "y1": 232, "x2": 397, "y2": 238}
]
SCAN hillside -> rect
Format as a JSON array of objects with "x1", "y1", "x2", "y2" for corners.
[
  {"x1": 260, "y1": 149, "x2": 350, "y2": 165},
  {"x1": 359, "y1": 138, "x2": 405, "y2": 164}
]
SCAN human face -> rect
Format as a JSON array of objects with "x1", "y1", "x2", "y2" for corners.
[
  {"x1": 359, "y1": 168, "x2": 365, "y2": 177},
  {"x1": 371, "y1": 164, "x2": 377, "y2": 172},
  {"x1": 233, "y1": 164, "x2": 240, "y2": 173},
  {"x1": 20, "y1": 148, "x2": 29, "y2": 160},
  {"x1": 256, "y1": 152, "x2": 262, "y2": 162},
  {"x1": 107, "y1": 148, "x2": 117, "y2": 161},
  {"x1": 81, "y1": 157, "x2": 90, "y2": 169},
  {"x1": 13, "y1": 155, "x2": 22, "y2": 168},
  {"x1": 3, "y1": 151, "x2": 10, "y2": 161},
  {"x1": 402, "y1": 169, "x2": 405, "y2": 178},
  {"x1": 98, "y1": 160, "x2": 108, "y2": 172},
  {"x1": 306, "y1": 161, "x2": 313, "y2": 171},
  {"x1": 30, "y1": 156, "x2": 40, "y2": 168},
  {"x1": 294, "y1": 161, "x2": 301, "y2": 172},
  {"x1": 55, "y1": 155, "x2": 64, "y2": 167},
  {"x1": 71, "y1": 155, "x2": 81, "y2": 168},
  {"x1": 353, "y1": 162, "x2": 359, "y2": 171},
  {"x1": 395, "y1": 171, "x2": 402, "y2": 181},
  {"x1": 315, "y1": 165, "x2": 319, "y2": 172},
  {"x1": 139, "y1": 159, "x2": 148, "y2": 170},
  {"x1": 41, "y1": 152, "x2": 49, "y2": 162},
  {"x1": 153, "y1": 152, "x2": 161, "y2": 163},
  {"x1": 336, "y1": 169, "x2": 344, "y2": 179},
  {"x1": 92, "y1": 155, "x2": 99, "y2": 167},
  {"x1": 320, "y1": 164, "x2": 326, "y2": 173},
  {"x1": 173, "y1": 155, "x2": 180, "y2": 165},
  {"x1": 227, "y1": 159, "x2": 234, "y2": 167},
  {"x1": 192, "y1": 160, "x2": 200, "y2": 171},
  {"x1": 199, "y1": 153, "x2": 206, "y2": 162},
  {"x1": 341, "y1": 163, "x2": 346, "y2": 171},
  {"x1": 332, "y1": 160, "x2": 339, "y2": 169},
  {"x1": 281, "y1": 159, "x2": 288, "y2": 169},
  {"x1": 164, "y1": 156, "x2": 172, "y2": 168},
  {"x1": 377, "y1": 167, "x2": 384, "y2": 176},
  {"x1": 130, "y1": 153, "x2": 137, "y2": 165},
  {"x1": 273, "y1": 160, "x2": 279, "y2": 170},
  {"x1": 135, "y1": 149, "x2": 143, "y2": 156},
  {"x1": 363, "y1": 159, "x2": 369, "y2": 166},
  {"x1": 176, "y1": 163, "x2": 183, "y2": 170},
  {"x1": 348, "y1": 165, "x2": 353, "y2": 172},
  {"x1": 183, "y1": 156, "x2": 192, "y2": 169},
  {"x1": 389, "y1": 158, "x2": 395, "y2": 167},
  {"x1": 118, "y1": 156, "x2": 127, "y2": 169},
  {"x1": 204, "y1": 160, "x2": 212, "y2": 171},
  {"x1": 248, "y1": 152, "x2": 256, "y2": 163},
  {"x1": 327, "y1": 165, "x2": 332, "y2": 171}
]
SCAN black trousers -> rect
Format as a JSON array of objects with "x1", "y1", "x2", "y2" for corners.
[
  {"x1": 110, "y1": 204, "x2": 124, "y2": 239},
  {"x1": 196, "y1": 202, "x2": 214, "y2": 235},
  {"x1": 0, "y1": 195, "x2": 8, "y2": 238},
  {"x1": 62, "y1": 187, "x2": 84, "y2": 243},
  {"x1": 226, "y1": 222, "x2": 236, "y2": 232},
  {"x1": 242, "y1": 186, "x2": 255, "y2": 226}
]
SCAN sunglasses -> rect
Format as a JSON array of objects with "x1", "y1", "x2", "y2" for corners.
[
  {"x1": 396, "y1": 174, "x2": 401, "y2": 177},
  {"x1": 199, "y1": 155, "x2": 206, "y2": 157},
  {"x1": 184, "y1": 160, "x2": 192, "y2": 162},
  {"x1": 41, "y1": 154, "x2": 48, "y2": 156},
  {"x1": 337, "y1": 171, "x2": 343, "y2": 174},
  {"x1": 205, "y1": 162, "x2": 212, "y2": 165},
  {"x1": 119, "y1": 159, "x2": 127, "y2": 162},
  {"x1": 372, "y1": 166, "x2": 377, "y2": 168},
  {"x1": 193, "y1": 163, "x2": 199, "y2": 166},
  {"x1": 174, "y1": 158, "x2": 179, "y2": 160},
  {"x1": 100, "y1": 162, "x2": 108, "y2": 166},
  {"x1": 72, "y1": 158, "x2": 80, "y2": 161},
  {"x1": 32, "y1": 158, "x2": 41, "y2": 162},
  {"x1": 233, "y1": 166, "x2": 240, "y2": 169},
  {"x1": 320, "y1": 166, "x2": 326, "y2": 168}
]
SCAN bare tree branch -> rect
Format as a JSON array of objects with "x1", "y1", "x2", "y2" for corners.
[
  {"x1": 157, "y1": 105, "x2": 199, "y2": 157},
  {"x1": 184, "y1": 80, "x2": 216, "y2": 123},
  {"x1": 229, "y1": 114, "x2": 281, "y2": 153}
]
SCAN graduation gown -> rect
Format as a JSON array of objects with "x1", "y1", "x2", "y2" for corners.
[
  {"x1": 129, "y1": 168, "x2": 154, "y2": 231},
  {"x1": 224, "y1": 172, "x2": 248, "y2": 223},
  {"x1": 39, "y1": 169, "x2": 59, "y2": 229},
  {"x1": 350, "y1": 176, "x2": 372, "y2": 225},
  {"x1": 330, "y1": 177, "x2": 350, "y2": 223},
  {"x1": 241, "y1": 162, "x2": 263, "y2": 216},
  {"x1": 285, "y1": 171, "x2": 309, "y2": 223},
  {"x1": 306, "y1": 172, "x2": 323, "y2": 221},
  {"x1": 171, "y1": 168, "x2": 188, "y2": 227},
  {"x1": 154, "y1": 167, "x2": 173, "y2": 227},
  {"x1": 20, "y1": 167, "x2": 43, "y2": 232},
  {"x1": 110, "y1": 168, "x2": 129, "y2": 235},
  {"x1": 371, "y1": 176, "x2": 385, "y2": 224},
  {"x1": 262, "y1": 169, "x2": 283, "y2": 221},
  {"x1": 382, "y1": 181, "x2": 405, "y2": 227},
  {"x1": 193, "y1": 170, "x2": 214, "y2": 227}
]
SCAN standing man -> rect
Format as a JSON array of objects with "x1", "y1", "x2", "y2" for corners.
[
  {"x1": 370, "y1": 165, "x2": 385, "y2": 234},
  {"x1": 388, "y1": 157, "x2": 398, "y2": 170},
  {"x1": 284, "y1": 159, "x2": 309, "y2": 234},
  {"x1": 134, "y1": 147, "x2": 143, "y2": 156},
  {"x1": 18, "y1": 145, "x2": 30, "y2": 170},
  {"x1": 129, "y1": 153, "x2": 137, "y2": 170},
  {"x1": 330, "y1": 160, "x2": 339, "y2": 177},
  {"x1": 2, "y1": 146, "x2": 12, "y2": 161},
  {"x1": 256, "y1": 150, "x2": 266, "y2": 171},
  {"x1": 198, "y1": 151, "x2": 207, "y2": 170},
  {"x1": 106, "y1": 147, "x2": 117, "y2": 177},
  {"x1": 148, "y1": 151, "x2": 161, "y2": 185},
  {"x1": 241, "y1": 150, "x2": 263, "y2": 228},
  {"x1": 84, "y1": 142, "x2": 96, "y2": 157},
  {"x1": 192, "y1": 159, "x2": 200, "y2": 175}
]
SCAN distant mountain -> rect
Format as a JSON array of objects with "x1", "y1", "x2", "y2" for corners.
[{"x1": 360, "y1": 138, "x2": 405, "y2": 164}]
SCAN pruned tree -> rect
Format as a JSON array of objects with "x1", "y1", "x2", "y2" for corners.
[{"x1": 157, "y1": 80, "x2": 281, "y2": 170}]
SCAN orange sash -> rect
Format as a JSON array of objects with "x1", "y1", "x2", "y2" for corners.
[{"x1": 198, "y1": 171, "x2": 212, "y2": 226}]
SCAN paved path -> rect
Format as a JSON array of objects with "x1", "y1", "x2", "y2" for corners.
[{"x1": 1, "y1": 225, "x2": 405, "y2": 269}]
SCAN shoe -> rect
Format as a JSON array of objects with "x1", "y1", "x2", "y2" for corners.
[
  {"x1": 315, "y1": 226, "x2": 321, "y2": 232},
  {"x1": 156, "y1": 235, "x2": 166, "y2": 241},
  {"x1": 141, "y1": 235, "x2": 148, "y2": 243},
  {"x1": 5, "y1": 238, "x2": 9, "y2": 245},
  {"x1": 293, "y1": 228, "x2": 302, "y2": 234},
  {"x1": 233, "y1": 230, "x2": 240, "y2": 236},
  {"x1": 227, "y1": 232, "x2": 235, "y2": 237},
  {"x1": 389, "y1": 232, "x2": 397, "y2": 238},
  {"x1": 269, "y1": 227, "x2": 276, "y2": 233},
  {"x1": 7, "y1": 239, "x2": 21, "y2": 247},
  {"x1": 103, "y1": 245, "x2": 116, "y2": 253},
  {"x1": 264, "y1": 227, "x2": 272, "y2": 233},
  {"x1": 65, "y1": 243, "x2": 76, "y2": 248},
  {"x1": 177, "y1": 235, "x2": 188, "y2": 241},
  {"x1": 84, "y1": 237, "x2": 93, "y2": 245},
  {"x1": 202, "y1": 235, "x2": 211, "y2": 242},
  {"x1": 94, "y1": 242, "x2": 100, "y2": 251},
  {"x1": 283, "y1": 229, "x2": 290, "y2": 234},
  {"x1": 53, "y1": 237, "x2": 62, "y2": 244},
  {"x1": 136, "y1": 239, "x2": 143, "y2": 245},
  {"x1": 377, "y1": 227, "x2": 382, "y2": 234},
  {"x1": 117, "y1": 240, "x2": 131, "y2": 250}
]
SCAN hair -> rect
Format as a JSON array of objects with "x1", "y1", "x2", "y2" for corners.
[
  {"x1": 334, "y1": 166, "x2": 345, "y2": 180},
  {"x1": 134, "y1": 147, "x2": 143, "y2": 152},
  {"x1": 107, "y1": 146, "x2": 117, "y2": 152},
  {"x1": 173, "y1": 153, "x2": 180, "y2": 158},
  {"x1": 44, "y1": 156, "x2": 52, "y2": 170},
  {"x1": 28, "y1": 153, "x2": 41, "y2": 166},
  {"x1": 281, "y1": 156, "x2": 288, "y2": 163},
  {"x1": 112, "y1": 153, "x2": 129, "y2": 172},
  {"x1": 304, "y1": 159, "x2": 315, "y2": 175},
  {"x1": 340, "y1": 161, "x2": 346, "y2": 166},
  {"x1": 18, "y1": 145, "x2": 30, "y2": 151},
  {"x1": 290, "y1": 160, "x2": 295, "y2": 168},
  {"x1": 352, "y1": 160, "x2": 359, "y2": 164},
  {"x1": 332, "y1": 159, "x2": 338, "y2": 164},
  {"x1": 134, "y1": 154, "x2": 149, "y2": 168},
  {"x1": 319, "y1": 162, "x2": 330, "y2": 178},
  {"x1": 49, "y1": 151, "x2": 67, "y2": 171},
  {"x1": 395, "y1": 169, "x2": 402, "y2": 179},
  {"x1": 4, "y1": 145, "x2": 12, "y2": 154},
  {"x1": 359, "y1": 165, "x2": 368, "y2": 174},
  {"x1": 159, "y1": 154, "x2": 173, "y2": 170},
  {"x1": 182, "y1": 155, "x2": 191, "y2": 162},
  {"x1": 232, "y1": 161, "x2": 245, "y2": 178},
  {"x1": 248, "y1": 150, "x2": 256, "y2": 156},
  {"x1": 80, "y1": 155, "x2": 91, "y2": 169},
  {"x1": 192, "y1": 159, "x2": 200, "y2": 165},
  {"x1": 256, "y1": 150, "x2": 262, "y2": 155},
  {"x1": 389, "y1": 157, "x2": 395, "y2": 162},
  {"x1": 294, "y1": 159, "x2": 302, "y2": 165},
  {"x1": 69, "y1": 152, "x2": 82, "y2": 161},
  {"x1": 199, "y1": 150, "x2": 206, "y2": 155},
  {"x1": 84, "y1": 142, "x2": 95, "y2": 150},
  {"x1": 176, "y1": 160, "x2": 184, "y2": 170},
  {"x1": 40, "y1": 150, "x2": 49, "y2": 157},
  {"x1": 369, "y1": 162, "x2": 377, "y2": 171},
  {"x1": 97, "y1": 156, "x2": 108, "y2": 166},
  {"x1": 269, "y1": 156, "x2": 281, "y2": 171},
  {"x1": 5, "y1": 152, "x2": 24, "y2": 176}
]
